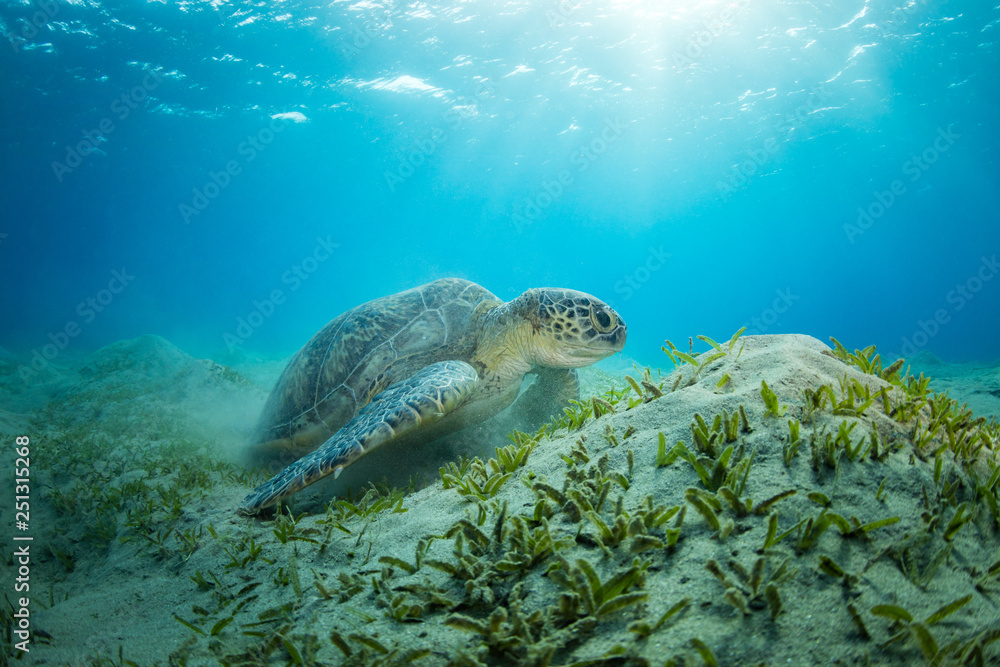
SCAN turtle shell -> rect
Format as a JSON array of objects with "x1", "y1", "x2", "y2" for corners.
[{"x1": 252, "y1": 278, "x2": 500, "y2": 455}]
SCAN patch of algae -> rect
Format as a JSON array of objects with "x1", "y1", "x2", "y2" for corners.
[{"x1": 11, "y1": 332, "x2": 1000, "y2": 666}]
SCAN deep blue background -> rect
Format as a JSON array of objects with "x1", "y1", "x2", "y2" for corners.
[{"x1": 1, "y1": 0, "x2": 997, "y2": 367}]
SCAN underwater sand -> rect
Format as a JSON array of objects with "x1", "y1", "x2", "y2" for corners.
[{"x1": 2, "y1": 334, "x2": 999, "y2": 665}]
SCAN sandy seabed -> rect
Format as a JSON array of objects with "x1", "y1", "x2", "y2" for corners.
[{"x1": 2, "y1": 333, "x2": 999, "y2": 666}]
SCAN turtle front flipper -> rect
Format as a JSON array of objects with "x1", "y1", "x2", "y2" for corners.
[
  {"x1": 509, "y1": 367, "x2": 579, "y2": 432},
  {"x1": 238, "y1": 360, "x2": 479, "y2": 515}
]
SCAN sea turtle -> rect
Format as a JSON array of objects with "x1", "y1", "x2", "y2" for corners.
[{"x1": 238, "y1": 277, "x2": 626, "y2": 515}]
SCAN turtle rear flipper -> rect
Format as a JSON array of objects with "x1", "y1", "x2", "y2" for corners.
[{"x1": 238, "y1": 360, "x2": 479, "y2": 515}]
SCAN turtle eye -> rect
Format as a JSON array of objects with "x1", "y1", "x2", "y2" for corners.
[{"x1": 590, "y1": 306, "x2": 617, "y2": 333}]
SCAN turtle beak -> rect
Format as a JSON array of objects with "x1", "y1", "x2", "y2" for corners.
[
  {"x1": 607, "y1": 317, "x2": 627, "y2": 351},
  {"x1": 567, "y1": 344, "x2": 616, "y2": 361},
  {"x1": 584, "y1": 314, "x2": 626, "y2": 356},
  {"x1": 562, "y1": 325, "x2": 625, "y2": 364}
]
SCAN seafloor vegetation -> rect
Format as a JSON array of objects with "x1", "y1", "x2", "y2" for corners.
[{"x1": 3, "y1": 331, "x2": 1000, "y2": 666}]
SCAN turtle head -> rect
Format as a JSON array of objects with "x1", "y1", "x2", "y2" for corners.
[{"x1": 518, "y1": 288, "x2": 627, "y2": 368}]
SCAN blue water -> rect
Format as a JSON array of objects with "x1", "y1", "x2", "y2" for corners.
[{"x1": 2, "y1": 0, "x2": 998, "y2": 368}]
